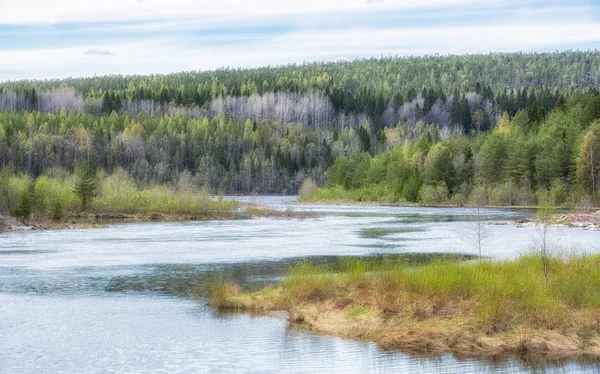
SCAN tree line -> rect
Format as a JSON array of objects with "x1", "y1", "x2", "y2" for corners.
[
  {"x1": 1, "y1": 51, "x2": 597, "y2": 129},
  {"x1": 0, "y1": 51, "x2": 599, "y2": 206},
  {"x1": 0, "y1": 110, "x2": 358, "y2": 194},
  {"x1": 312, "y1": 91, "x2": 600, "y2": 206}
]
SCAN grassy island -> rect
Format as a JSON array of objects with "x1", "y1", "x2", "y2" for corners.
[
  {"x1": 208, "y1": 253, "x2": 600, "y2": 360},
  {"x1": 0, "y1": 166, "x2": 315, "y2": 232}
]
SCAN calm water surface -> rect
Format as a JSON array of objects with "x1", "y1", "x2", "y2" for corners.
[{"x1": 1, "y1": 197, "x2": 599, "y2": 373}]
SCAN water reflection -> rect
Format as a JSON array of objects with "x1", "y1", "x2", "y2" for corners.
[{"x1": 1, "y1": 200, "x2": 599, "y2": 373}]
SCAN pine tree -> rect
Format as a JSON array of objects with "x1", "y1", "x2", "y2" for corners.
[
  {"x1": 101, "y1": 92, "x2": 111, "y2": 113},
  {"x1": 74, "y1": 162, "x2": 98, "y2": 210}
]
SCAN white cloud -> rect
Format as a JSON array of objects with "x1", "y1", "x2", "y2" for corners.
[
  {"x1": 85, "y1": 49, "x2": 116, "y2": 56},
  {"x1": 0, "y1": 0, "x2": 498, "y2": 24},
  {"x1": 0, "y1": 0, "x2": 598, "y2": 80},
  {"x1": 1, "y1": 22, "x2": 599, "y2": 80}
]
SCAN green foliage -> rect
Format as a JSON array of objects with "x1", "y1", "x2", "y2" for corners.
[
  {"x1": 0, "y1": 167, "x2": 237, "y2": 219},
  {"x1": 534, "y1": 112, "x2": 580, "y2": 188},
  {"x1": 423, "y1": 143, "x2": 455, "y2": 190},
  {"x1": 536, "y1": 191, "x2": 555, "y2": 285},
  {"x1": 478, "y1": 131, "x2": 508, "y2": 185},
  {"x1": 402, "y1": 173, "x2": 422, "y2": 202},
  {"x1": 419, "y1": 183, "x2": 449, "y2": 205},
  {"x1": 279, "y1": 252, "x2": 600, "y2": 331},
  {"x1": 1, "y1": 52, "x2": 600, "y2": 202},
  {"x1": 5, "y1": 51, "x2": 598, "y2": 112},
  {"x1": 74, "y1": 162, "x2": 98, "y2": 210},
  {"x1": 548, "y1": 179, "x2": 568, "y2": 206},
  {"x1": 308, "y1": 91, "x2": 600, "y2": 206},
  {"x1": 33, "y1": 174, "x2": 79, "y2": 218},
  {"x1": 0, "y1": 164, "x2": 23, "y2": 215},
  {"x1": 14, "y1": 181, "x2": 34, "y2": 219},
  {"x1": 575, "y1": 121, "x2": 600, "y2": 195},
  {"x1": 91, "y1": 168, "x2": 227, "y2": 216}
]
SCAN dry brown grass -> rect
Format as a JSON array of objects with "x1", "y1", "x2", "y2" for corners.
[{"x1": 208, "y1": 255, "x2": 600, "y2": 360}]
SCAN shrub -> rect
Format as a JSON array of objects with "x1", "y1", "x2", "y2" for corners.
[
  {"x1": 14, "y1": 182, "x2": 34, "y2": 219},
  {"x1": 0, "y1": 173, "x2": 30, "y2": 216},
  {"x1": 298, "y1": 178, "x2": 317, "y2": 199},
  {"x1": 449, "y1": 193, "x2": 467, "y2": 206},
  {"x1": 419, "y1": 183, "x2": 449, "y2": 205},
  {"x1": 548, "y1": 179, "x2": 568, "y2": 206},
  {"x1": 401, "y1": 174, "x2": 422, "y2": 202}
]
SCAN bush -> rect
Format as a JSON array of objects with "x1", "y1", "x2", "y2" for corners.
[
  {"x1": 0, "y1": 173, "x2": 30, "y2": 216},
  {"x1": 298, "y1": 178, "x2": 317, "y2": 199},
  {"x1": 14, "y1": 182, "x2": 34, "y2": 219},
  {"x1": 469, "y1": 185, "x2": 491, "y2": 206},
  {"x1": 304, "y1": 186, "x2": 350, "y2": 201},
  {"x1": 401, "y1": 174, "x2": 422, "y2": 202},
  {"x1": 93, "y1": 169, "x2": 141, "y2": 214},
  {"x1": 33, "y1": 174, "x2": 78, "y2": 219},
  {"x1": 51, "y1": 199, "x2": 65, "y2": 221},
  {"x1": 449, "y1": 193, "x2": 467, "y2": 206},
  {"x1": 470, "y1": 183, "x2": 535, "y2": 207},
  {"x1": 548, "y1": 179, "x2": 568, "y2": 206},
  {"x1": 419, "y1": 183, "x2": 449, "y2": 205}
]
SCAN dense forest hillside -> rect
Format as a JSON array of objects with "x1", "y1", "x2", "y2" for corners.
[
  {"x1": 0, "y1": 51, "x2": 599, "y2": 209},
  {"x1": 312, "y1": 92, "x2": 600, "y2": 207},
  {"x1": 1, "y1": 51, "x2": 598, "y2": 130}
]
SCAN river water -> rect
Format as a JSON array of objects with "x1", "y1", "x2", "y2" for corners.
[{"x1": 1, "y1": 197, "x2": 599, "y2": 373}]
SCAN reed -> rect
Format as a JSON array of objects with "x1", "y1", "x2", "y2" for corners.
[{"x1": 211, "y1": 252, "x2": 600, "y2": 358}]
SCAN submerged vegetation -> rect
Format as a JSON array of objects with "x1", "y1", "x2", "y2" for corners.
[{"x1": 209, "y1": 253, "x2": 600, "y2": 359}]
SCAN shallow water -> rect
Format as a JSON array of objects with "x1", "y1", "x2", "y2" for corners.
[{"x1": 1, "y1": 197, "x2": 599, "y2": 373}]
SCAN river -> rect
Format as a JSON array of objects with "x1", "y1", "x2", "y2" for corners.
[{"x1": 1, "y1": 197, "x2": 599, "y2": 373}]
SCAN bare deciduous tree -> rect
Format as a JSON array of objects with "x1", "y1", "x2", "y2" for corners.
[{"x1": 459, "y1": 204, "x2": 491, "y2": 261}]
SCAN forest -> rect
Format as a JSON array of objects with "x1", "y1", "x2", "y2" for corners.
[
  {"x1": 312, "y1": 91, "x2": 600, "y2": 207},
  {"x1": 1, "y1": 51, "x2": 600, "y2": 217}
]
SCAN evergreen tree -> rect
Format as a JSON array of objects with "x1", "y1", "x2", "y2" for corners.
[{"x1": 74, "y1": 162, "x2": 98, "y2": 210}]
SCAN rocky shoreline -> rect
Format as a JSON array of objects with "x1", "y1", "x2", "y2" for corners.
[
  {"x1": 0, "y1": 214, "x2": 35, "y2": 232},
  {"x1": 504, "y1": 211, "x2": 600, "y2": 231},
  {"x1": 0, "y1": 214, "x2": 102, "y2": 233}
]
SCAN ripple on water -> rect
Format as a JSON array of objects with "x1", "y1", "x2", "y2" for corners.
[{"x1": 1, "y1": 203, "x2": 599, "y2": 373}]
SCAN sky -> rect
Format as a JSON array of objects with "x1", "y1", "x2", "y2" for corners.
[{"x1": 0, "y1": 0, "x2": 599, "y2": 81}]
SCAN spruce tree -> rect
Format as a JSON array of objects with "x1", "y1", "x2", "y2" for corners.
[{"x1": 74, "y1": 162, "x2": 98, "y2": 210}]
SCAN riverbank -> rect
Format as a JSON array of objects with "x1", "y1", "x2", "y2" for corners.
[
  {"x1": 300, "y1": 197, "x2": 538, "y2": 209},
  {"x1": 300, "y1": 197, "x2": 600, "y2": 230},
  {"x1": 504, "y1": 212, "x2": 600, "y2": 231},
  {"x1": 0, "y1": 204, "x2": 317, "y2": 233},
  {"x1": 208, "y1": 254, "x2": 600, "y2": 360},
  {"x1": 0, "y1": 214, "x2": 104, "y2": 232}
]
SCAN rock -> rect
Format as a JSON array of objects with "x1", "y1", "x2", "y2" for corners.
[
  {"x1": 148, "y1": 213, "x2": 163, "y2": 220},
  {"x1": 0, "y1": 214, "x2": 34, "y2": 232},
  {"x1": 515, "y1": 219, "x2": 531, "y2": 224},
  {"x1": 513, "y1": 220, "x2": 535, "y2": 227}
]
